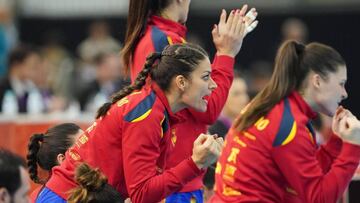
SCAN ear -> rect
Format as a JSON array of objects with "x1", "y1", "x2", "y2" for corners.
[
  {"x1": 311, "y1": 73, "x2": 322, "y2": 89},
  {"x1": 0, "y1": 188, "x2": 10, "y2": 203},
  {"x1": 174, "y1": 75, "x2": 188, "y2": 91},
  {"x1": 57, "y1": 154, "x2": 65, "y2": 165}
]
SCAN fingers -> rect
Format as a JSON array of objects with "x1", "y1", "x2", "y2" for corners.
[
  {"x1": 335, "y1": 105, "x2": 344, "y2": 117},
  {"x1": 194, "y1": 133, "x2": 208, "y2": 145},
  {"x1": 218, "y1": 9, "x2": 227, "y2": 26},
  {"x1": 245, "y1": 8, "x2": 257, "y2": 25},
  {"x1": 246, "y1": 21, "x2": 259, "y2": 34},
  {"x1": 346, "y1": 114, "x2": 360, "y2": 127},
  {"x1": 239, "y1": 4, "x2": 248, "y2": 16},
  {"x1": 231, "y1": 10, "x2": 242, "y2": 34},
  {"x1": 338, "y1": 114, "x2": 348, "y2": 134},
  {"x1": 244, "y1": 8, "x2": 258, "y2": 34},
  {"x1": 215, "y1": 137, "x2": 224, "y2": 153},
  {"x1": 225, "y1": 10, "x2": 236, "y2": 32},
  {"x1": 202, "y1": 134, "x2": 215, "y2": 148},
  {"x1": 234, "y1": 14, "x2": 245, "y2": 35},
  {"x1": 212, "y1": 24, "x2": 219, "y2": 38}
]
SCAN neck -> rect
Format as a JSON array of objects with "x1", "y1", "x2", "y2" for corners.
[
  {"x1": 165, "y1": 90, "x2": 184, "y2": 113},
  {"x1": 160, "y1": 7, "x2": 181, "y2": 23},
  {"x1": 299, "y1": 89, "x2": 318, "y2": 112}
]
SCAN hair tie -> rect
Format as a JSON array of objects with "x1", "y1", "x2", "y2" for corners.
[
  {"x1": 154, "y1": 52, "x2": 162, "y2": 59},
  {"x1": 295, "y1": 43, "x2": 305, "y2": 56},
  {"x1": 160, "y1": 50, "x2": 171, "y2": 57},
  {"x1": 33, "y1": 133, "x2": 45, "y2": 142}
]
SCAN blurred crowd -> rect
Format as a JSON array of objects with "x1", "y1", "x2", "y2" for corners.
[{"x1": 0, "y1": 13, "x2": 129, "y2": 116}]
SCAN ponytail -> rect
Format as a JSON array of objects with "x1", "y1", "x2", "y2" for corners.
[
  {"x1": 27, "y1": 133, "x2": 45, "y2": 184},
  {"x1": 234, "y1": 40, "x2": 307, "y2": 131},
  {"x1": 234, "y1": 40, "x2": 345, "y2": 131},
  {"x1": 96, "y1": 52, "x2": 162, "y2": 118}
]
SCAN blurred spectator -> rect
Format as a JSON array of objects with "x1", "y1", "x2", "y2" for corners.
[
  {"x1": 76, "y1": 20, "x2": 122, "y2": 88},
  {"x1": 77, "y1": 20, "x2": 121, "y2": 64},
  {"x1": 68, "y1": 163, "x2": 124, "y2": 203},
  {"x1": 0, "y1": 148, "x2": 30, "y2": 203},
  {"x1": 0, "y1": 45, "x2": 43, "y2": 114},
  {"x1": 0, "y1": 0, "x2": 18, "y2": 77},
  {"x1": 246, "y1": 60, "x2": 273, "y2": 99},
  {"x1": 77, "y1": 52, "x2": 129, "y2": 113},
  {"x1": 41, "y1": 30, "x2": 76, "y2": 102},
  {"x1": 208, "y1": 74, "x2": 249, "y2": 138},
  {"x1": 281, "y1": 18, "x2": 308, "y2": 44}
]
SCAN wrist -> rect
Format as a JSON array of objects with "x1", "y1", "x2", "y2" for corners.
[
  {"x1": 216, "y1": 51, "x2": 235, "y2": 58},
  {"x1": 191, "y1": 156, "x2": 204, "y2": 169}
]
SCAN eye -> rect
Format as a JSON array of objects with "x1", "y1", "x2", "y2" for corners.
[{"x1": 202, "y1": 75, "x2": 210, "y2": 81}]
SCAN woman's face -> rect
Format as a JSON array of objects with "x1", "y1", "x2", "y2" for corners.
[
  {"x1": 180, "y1": 57, "x2": 217, "y2": 112},
  {"x1": 312, "y1": 65, "x2": 348, "y2": 116}
]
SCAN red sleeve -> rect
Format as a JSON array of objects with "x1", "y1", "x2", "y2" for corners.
[
  {"x1": 185, "y1": 55, "x2": 235, "y2": 125},
  {"x1": 122, "y1": 108, "x2": 202, "y2": 203},
  {"x1": 272, "y1": 126, "x2": 360, "y2": 203},
  {"x1": 316, "y1": 134, "x2": 343, "y2": 173}
]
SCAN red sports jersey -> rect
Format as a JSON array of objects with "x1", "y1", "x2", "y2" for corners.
[
  {"x1": 211, "y1": 91, "x2": 360, "y2": 203},
  {"x1": 46, "y1": 84, "x2": 203, "y2": 203},
  {"x1": 131, "y1": 15, "x2": 235, "y2": 192}
]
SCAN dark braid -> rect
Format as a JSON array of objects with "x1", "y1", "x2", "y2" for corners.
[
  {"x1": 26, "y1": 123, "x2": 80, "y2": 185},
  {"x1": 27, "y1": 133, "x2": 45, "y2": 184},
  {"x1": 96, "y1": 52, "x2": 162, "y2": 118}
]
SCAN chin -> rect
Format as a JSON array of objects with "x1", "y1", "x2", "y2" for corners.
[
  {"x1": 194, "y1": 105, "x2": 207, "y2": 112},
  {"x1": 321, "y1": 107, "x2": 336, "y2": 117}
]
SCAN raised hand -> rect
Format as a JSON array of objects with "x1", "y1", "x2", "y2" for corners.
[{"x1": 212, "y1": 5, "x2": 258, "y2": 58}]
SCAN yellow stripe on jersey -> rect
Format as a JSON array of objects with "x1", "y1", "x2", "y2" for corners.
[
  {"x1": 167, "y1": 36, "x2": 173, "y2": 45},
  {"x1": 281, "y1": 121, "x2": 297, "y2": 146}
]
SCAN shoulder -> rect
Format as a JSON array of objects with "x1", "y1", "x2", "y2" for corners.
[
  {"x1": 150, "y1": 26, "x2": 185, "y2": 52},
  {"x1": 116, "y1": 88, "x2": 164, "y2": 123},
  {"x1": 270, "y1": 98, "x2": 310, "y2": 147}
]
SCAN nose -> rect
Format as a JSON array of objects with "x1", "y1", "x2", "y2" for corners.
[
  {"x1": 342, "y1": 87, "x2": 348, "y2": 100},
  {"x1": 209, "y1": 77, "x2": 217, "y2": 91}
]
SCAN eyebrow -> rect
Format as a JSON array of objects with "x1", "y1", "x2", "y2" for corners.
[{"x1": 202, "y1": 71, "x2": 211, "y2": 75}]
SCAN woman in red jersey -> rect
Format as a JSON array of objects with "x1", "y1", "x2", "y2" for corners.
[
  {"x1": 122, "y1": 1, "x2": 258, "y2": 202},
  {"x1": 26, "y1": 123, "x2": 82, "y2": 203},
  {"x1": 36, "y1": 43, "x2": 241, "y2": 203},
  {"x1": 211, "y1": 40, "x2": 360, "y2": 203}
]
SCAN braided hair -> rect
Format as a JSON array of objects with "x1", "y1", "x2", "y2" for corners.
[{"x1": 27, "y1": 123, "x2": 81, "y2": 184}]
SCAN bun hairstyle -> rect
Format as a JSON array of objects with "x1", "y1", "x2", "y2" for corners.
[{"x1": 68, "y1": 163, "x2": 123, "y2": 203}]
